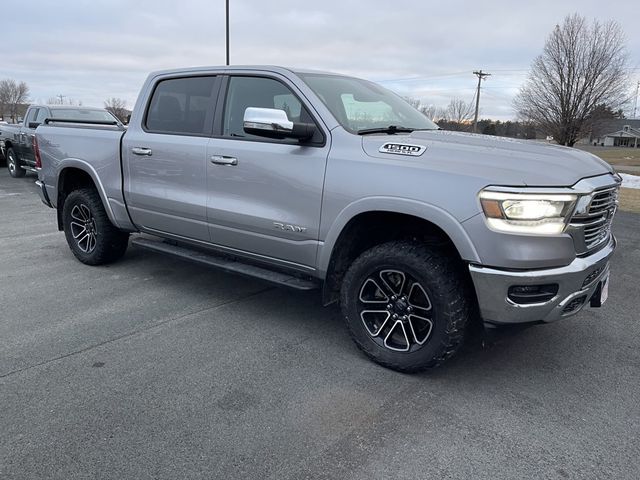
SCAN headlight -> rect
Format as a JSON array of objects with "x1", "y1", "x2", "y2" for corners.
[{"x1": 479, "y1": 190, "x2": 577, "y2": 234}]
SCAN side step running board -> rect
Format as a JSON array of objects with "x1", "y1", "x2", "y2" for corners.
[{"x1": 131, "y1": 236, "x2": 319, "y2": 291}]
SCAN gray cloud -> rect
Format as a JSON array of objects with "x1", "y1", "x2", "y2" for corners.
[{"x1": 5, "y1": 0, "x2": 639, "y2": 120}]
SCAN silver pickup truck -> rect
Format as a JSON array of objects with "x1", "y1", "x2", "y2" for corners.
[{"x1": 35, "y1": 66, "x2": 620, "y2": 372}]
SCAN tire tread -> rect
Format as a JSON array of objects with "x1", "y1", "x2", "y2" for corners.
[
  {"x1": 340, "y1": 241, "x2": 472, "y2": 373},
  {"x1": 62, "y1": 188, "x2": 129, "y2": 265}
]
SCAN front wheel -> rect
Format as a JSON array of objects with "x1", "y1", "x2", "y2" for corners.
[
  {"x1": 340, "y1": 241, "x2": 473, "y2": 373},
  {"x1": 6, "y1": 148, "x2": 26, "y2": 178},
  {"x1": 62, "y1": 188, "x2": 129, "y2": 265}
]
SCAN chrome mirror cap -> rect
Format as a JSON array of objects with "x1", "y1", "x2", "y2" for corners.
[{"x1": 243, "y1": 107, "x2": 293, "y2": 133}]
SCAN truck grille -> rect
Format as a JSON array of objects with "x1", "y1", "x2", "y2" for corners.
[{"x1": 569, "y1": 186, "x2": 619, "y2": 255}]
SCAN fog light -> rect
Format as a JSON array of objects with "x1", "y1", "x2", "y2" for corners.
[
  {"x1": 563, "y1": 295, "x2": 587, "y2": 314},
  {"x1": 508, "y1": 284, "x2": 559, "y2": 305}
]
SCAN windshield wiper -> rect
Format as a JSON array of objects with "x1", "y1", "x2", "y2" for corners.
[{"x1": 357, "y1": 125, "x2": 415, "y2": 135}]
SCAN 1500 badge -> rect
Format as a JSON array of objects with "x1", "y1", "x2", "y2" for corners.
[{"x1": 379, "y1": 143, "x2": 426, "y2": 156}]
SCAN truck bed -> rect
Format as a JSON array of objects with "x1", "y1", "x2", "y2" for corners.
[{"x1": 36, "y1": 123, "x2": 129, "y2": 227}]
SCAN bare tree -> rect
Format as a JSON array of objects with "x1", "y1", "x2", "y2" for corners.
[
  {"x1": 419, "y1": 104, "x2": 447, "y2": 122},
  {"x1": 447, "y1": 98, "x2": 474, "y2": 123},
  {"x1": 403, "y1": 97, "x2": 423, "y2": 110},
  {"x1": 403, "y1": 96, "x2": 449, "y2": 123},
  {"x1": 438, "y1": 98, "x2": 474, "y2": 130},
  {"x1": 104, "y1": 97, "x2": 129, "y2": 123},
  {"x1": 47, "y1": 96, "x2": 83, "y2": 106},
  {"x1": 0, "y1": 79, "x2": 30, "y2": 122},
  {"x1": 514, "y1": 14, "x2": 630, "y2": 146}
]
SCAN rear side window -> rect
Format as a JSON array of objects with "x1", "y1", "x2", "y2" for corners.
[{"x1": 146, "y1": 76, "x2": 217, "y2": 135}]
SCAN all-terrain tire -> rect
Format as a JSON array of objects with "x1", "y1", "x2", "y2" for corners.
[
  {"x1": 340, "y1": 241, "x2": 473, "y2": 373},
  {"x1": 62, "y1": 188, "x2": 129, "y2": 265},
  {"x1": 6, "y1": 148, "x2": 26, "y2": 178}
]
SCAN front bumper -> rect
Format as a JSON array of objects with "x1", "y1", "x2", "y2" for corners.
[{"x1": 469, "y1": 236, "x2": 615, "y2": 324}]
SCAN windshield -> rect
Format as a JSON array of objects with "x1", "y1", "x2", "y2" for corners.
[
  {"x1": 297, "y1": 73, "x2": 439, "y2": 134},
  {"x1": 52, "y1": 109, "x2": 118, "y2": 123}
]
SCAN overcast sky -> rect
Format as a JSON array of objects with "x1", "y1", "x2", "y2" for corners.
[{"x1": 5, "y1": 0, "x2": 639, "y2": 120}]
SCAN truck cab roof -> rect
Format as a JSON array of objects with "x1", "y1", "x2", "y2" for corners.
[{"x1": 146, "y1": 65, "x2": 345, "y2": 78}]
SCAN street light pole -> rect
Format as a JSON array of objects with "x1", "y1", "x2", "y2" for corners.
[{"x1": 225, "y1": 0, "x2": 230, "y2": 66}]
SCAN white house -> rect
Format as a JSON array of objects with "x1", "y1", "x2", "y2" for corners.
[{"x1": 592, "y1": 125, "x2": 640, "y2": 147}]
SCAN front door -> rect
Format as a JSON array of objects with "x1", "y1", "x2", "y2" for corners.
[
  {"x1": 206, "y1": 75, "x2": 329, "y2": 269},
  {"x1": 122, "y1": 75, "x2": 219, "y2": 242},
  {"x1": 19, "y1": 107, "x2": 40, "y2": 164}
]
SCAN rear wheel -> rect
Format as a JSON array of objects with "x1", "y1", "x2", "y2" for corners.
[
  {"x1": 340, "y1": 241, "x2": 472, "y2": 372},
  {"x1": 62, "y1": 188, "x2": 129, "y2": 265},
  {"x1": 6, "y1": 148, "x2": 25, "y2": 178}
]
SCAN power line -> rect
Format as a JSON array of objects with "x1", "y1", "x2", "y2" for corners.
[
  {"x1": 472, "y1": 70, "x2": 490, "y2": 133},
  {"x1": 376, "y1": 71, "x2": 471, "y2": 83}
]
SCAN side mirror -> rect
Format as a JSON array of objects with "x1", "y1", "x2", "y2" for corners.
[
  {"x1": 243, "y1": 107, "x2": 315, "y2": 141},
  {"x1": 29, "y1": 122, "x2": 41, "y2": 129}
]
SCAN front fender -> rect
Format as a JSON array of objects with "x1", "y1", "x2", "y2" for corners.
[{"x1": 317, "y1": 196, "x2": 481, "y2": 275}]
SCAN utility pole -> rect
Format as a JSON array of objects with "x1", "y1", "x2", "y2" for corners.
[
  {"x1": 633, "y1": 81, "x2": 639, "y2": 118},
  {"x1": 57, "y1": 94, "x2": 66, "y2": 105},
  {"x1": 472, "y1": 70, "x2": 490, "y2": 133},
  {"x1": 225, "y1": 0, "x2": 230, "y2": 66}
]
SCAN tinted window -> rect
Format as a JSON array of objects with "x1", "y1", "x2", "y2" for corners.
[
  {"x1": 146, "y1": 76, "x2": 217, "y2": 135},
  {"x1": 223, "y1": 76, "x2": 315, "y2": 141}
]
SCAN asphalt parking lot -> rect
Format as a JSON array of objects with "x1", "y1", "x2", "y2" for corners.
[{"x1": 1, "y1": 169, "x2": 639, "y2": 480}]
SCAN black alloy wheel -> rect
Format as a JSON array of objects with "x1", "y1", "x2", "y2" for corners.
[
  {"x1": 62, "y1": 188, "x2": 129, "y2": 265},
  {"x1": 340, "y1": 241, "x2": 473, "y2": 372}
]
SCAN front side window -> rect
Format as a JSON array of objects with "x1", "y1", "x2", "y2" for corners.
[
  {"x1": 25, "y1": 108, "x2": 39, "y2": 127},
  {"x1": 223, "y1": 76, "x2": 315, "y2": 142},
  {"x1": 146, "y1": 76, "x2": 217, "y2": 135},
  {"x1": 298, "y1": 73, "x2": 439, "y2": 134}
]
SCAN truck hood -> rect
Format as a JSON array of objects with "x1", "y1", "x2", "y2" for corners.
[{"x1": 361, "y1": 130, "x2": 613, "y2": 187}]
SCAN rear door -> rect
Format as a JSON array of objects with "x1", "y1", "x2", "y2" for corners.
[
  {"x1": 205, "y1": 74, "x2": 329, "y2": 269},
  {"x1": 122, "y1": 75, "x2": 220, "y2": 242}
]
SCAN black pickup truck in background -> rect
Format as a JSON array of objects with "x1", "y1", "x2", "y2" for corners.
[{"x1": 1, "y1": 105, "x2": 120, "y2": 177}]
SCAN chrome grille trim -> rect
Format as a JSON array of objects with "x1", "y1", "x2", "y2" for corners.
[{"x1": 568, "y1": 185, "x2": 619, "y2": 255}]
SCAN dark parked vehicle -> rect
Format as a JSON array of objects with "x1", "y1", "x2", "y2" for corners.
[{"x1": 1, "y1": 105, "x2": 120, "y2": 177}]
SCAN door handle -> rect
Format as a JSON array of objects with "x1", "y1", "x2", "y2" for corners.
[
  {"x1": 210, "y1": 155, "x2": 238, "y2": 166},
  {"x1": 131, "y1": 147, "x2": 152, "y2": 156}
]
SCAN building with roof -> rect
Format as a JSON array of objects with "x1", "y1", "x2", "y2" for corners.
[{"x1": 592, "y1": 124, "x2": 640, "y2": 147}]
